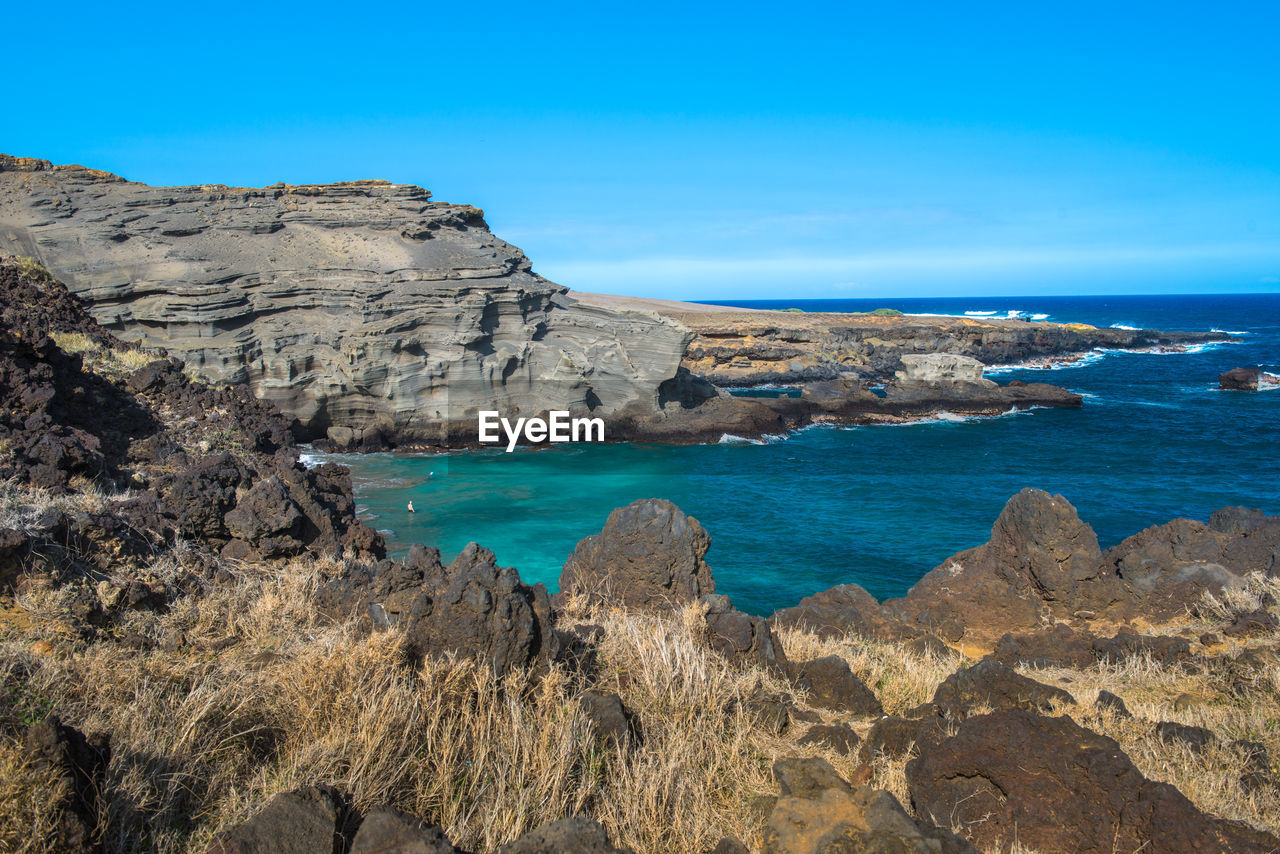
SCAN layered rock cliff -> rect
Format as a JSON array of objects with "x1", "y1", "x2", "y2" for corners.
[{"x1": 0, "y1": 155, "x2": 690, "y2": 444}]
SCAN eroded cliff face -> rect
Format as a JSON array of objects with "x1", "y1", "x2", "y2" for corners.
[{"x1": 0, "y1": 155, "x2": 690, "y2": 442}]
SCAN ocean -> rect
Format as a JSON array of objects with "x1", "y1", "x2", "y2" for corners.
[{"x1": 319, "y1": 293, "x2": 1280, "y2": 616}]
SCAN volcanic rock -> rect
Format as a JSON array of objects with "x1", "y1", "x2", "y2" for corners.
[
  {"x1": 762, "y1": 757, "x2": 976, "y2": 854},
  {"x1": 22, "y1": 716, "x2": 110, "y2": 854},
  {"x1": 206, "y1": 785, "x2": 352, "y2": 854},
  {"x1": 788, "y1": 656, "x2": 883, "y2": 717},
  {"x1": 929, "y1": 659, "x2": 1074, "y2": 719},
  {"x1": 702, "y1": 593, "x2": 789, "y2": 675},
  {"x1": 556, "y1": 499, "x2": 714, "y2": 611},
  {"x1": 349, "y1": 808, "x2": 464, "y2": 854},
  {"x1": 797, "y1": 723, "x2": 861, "y2": 755},
  {"x1": 496, "y1": 817, "x2": 630, "y2": 853},
  {"x1": 906, "y1": 709, "x2": 1279, "y2": 854},
  {"x1": 1220, "y1": 367, "x2": 1262, "y2": 390}
]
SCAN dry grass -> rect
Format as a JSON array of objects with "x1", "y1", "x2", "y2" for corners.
[
  {"x1": 1198, "y1": 571, "x2": 1280, "y2": 624},
  {"x1": 1, "y1": 555, "x2": 1276, "y2": 853},
  {"x1": 0, "y1": 736, "x2": 66, "y2": 854},
  {"x1": 0, "y1": 476, "x2": 119, "y2": 533},
  {"x1": 49, "y1": 330, "x2": 156, "y2": 377}
]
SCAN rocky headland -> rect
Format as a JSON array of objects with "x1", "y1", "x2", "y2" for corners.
[
  {"x1": 0, "y1": 155, "x2": 1227, "y2": 449},
  {"x1": 2, "y1": 256, "x2": 1278, "y2": 853}
]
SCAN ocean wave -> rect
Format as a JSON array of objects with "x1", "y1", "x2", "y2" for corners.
[
  {"x1": 964, "y1": 310, "x2": 998, "y2": 317},
  {"x1": 298, "y1": 451, "x2": 322, "y2": 469},
  {"x1": 718, "y1": 433, "x2": 765, "y2": 445},
  {"x1": 986, "y1": 350, "x2": 1106, "y2": 373},
  {"x1": 1210, "y1": 328, "x2": 1250, "y2": 336},
  {"x1": 1109, "y1": 323, "x2": 1141, "y2": 330},
  {"x1": 1029, "y1": 313, "x2": 1050, "y2": 321}
]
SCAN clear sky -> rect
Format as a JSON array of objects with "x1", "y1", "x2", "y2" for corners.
[{"x1": 4, "y1": 1, "x2": 1278, "y2": 299}]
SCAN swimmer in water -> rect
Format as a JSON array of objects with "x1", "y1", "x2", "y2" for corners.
[{"x1": 407, "y1": 500, "x2": 415, "y2": 513}]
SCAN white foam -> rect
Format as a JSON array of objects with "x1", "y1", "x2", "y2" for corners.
[
  {"x1": 718, "y1": 433, "x2": 764, "y2": 445},
  {"x1": 1210, "y1": 328, "x2": 1250, "y2": 336},
  {"x1": 965, "y1": 310, "x2": 998, "y2": 316},
  {"x1": 1029, "y1": 313, "x2": 1050, "y2": 321},
  {"x1": 298, "y1": 450, "x2": 322, "y2": 469},
  {"x1": 1109, "y1": 323, "x2": 1141, "y2": 330}
]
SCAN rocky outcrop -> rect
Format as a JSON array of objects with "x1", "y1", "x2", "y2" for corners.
[
  {"x1": 205, "y1": 785, "x2": 357, "y2": 854},
  {"x1": 926, "y1": 659, "x2": 1074, "y2": 719},
  {"x1": 1219, "y1": 367, "x2": 1279, "y2": 391},
  {"x1": 603, "y1": 296, "x2": 1230, "y2": 387},
  {"x1": 787, "y1": 655, "x2": 883, "y2": 717},
  {"x1": 762, "y1": 758, "x2": 977, "y2": 854},
  {"x1": 320, "y1": 543, "x2": 562, "y2": 675},
  {"x1": 892, "y1": 353, "x2": 996, "y2": 393},
  {"x1": 0, "y1": 155, "x2": 691, "y2": 444},
  {"x1": 556, "y1": 499, "x2": 715, "y2": 611},
  {"x1": 884, "y1": 488, "x2": 1123, "y2": 643},
  {"x1": 906, "y1": 709, "x2": 1280, "y2": 854},
  {"x1": 22, "y1": 717, "x2": 110, "y2": 854},
  {"x1": 0, "y1": 259, "x2": 382, "y2": 608},
  {"x1": 496, "y1": 817, "x2": 630, "y2": 854}
]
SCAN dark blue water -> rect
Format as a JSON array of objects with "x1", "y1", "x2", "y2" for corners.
[{"x1": 326, "y1": 294, "x2": 1280, "y2": 616}]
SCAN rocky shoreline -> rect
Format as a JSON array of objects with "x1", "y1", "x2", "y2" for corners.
[
  {"x1": 1, "y1": 256, "x2": 1278, "y2": 853},
  {"x1": 0, "y1": 155, "x2": 1229, "y2": 452}
]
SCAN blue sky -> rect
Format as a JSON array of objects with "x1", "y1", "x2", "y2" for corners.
[{"x1": 4, "y1": 1, "x2": 1278, "y2": 299}]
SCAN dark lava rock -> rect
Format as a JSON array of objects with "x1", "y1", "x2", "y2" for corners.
[
  {"x1": 1209, "y1": 506, "x2": 1275, "y2": 535},
  {"x1": 23, "y1": 716, "x2": 110, "y2": 854},
  {"x1": 1093, "y1": 631, "x2": 1193, "y2": 665},
  {"x1": 763, "y1": 757, "x2": 976, "y2": 854},
  {"x1": 349, "y1": 807, "x2": 465, "y2": 853},
  {"x1": 206, "y1": 785, "x2": 351, "y2": 854},
  {"x1": 579, "y1": 691, "x2": 640, "y2": 747},
  {"x1": 496, "y1": 817, "x2": 630, "y2": 853},
  {"x1": 1156, "y1": 721, "x2": 1217, "y2": 753},
  {"x1": 991, "y1": 623, "x2": 1097, "y2": 668},
  {"x1": 856, "y1": 715, "x2": 949, "y2": 764},
  {"x1": 708, "y1": 837, "x2": 750, "y2": 854},
  {"x1": 224, "y1": 475, "x2": 304, "y2": 557},
  {"x1": 906, "y1": 708, "x2": 1280, "y2": 854},
  {"x1": 1094, "y1": 690, "x2": 1131, "y2": 718},
  {"x1": 903, "y1": 633, "x2": 952, "y2": 659},
  {"x1": 769, "y1": 582, "x2": 915, "y2": 642},
  {"x1": 797, "y1": 723, "x2": 861, "y2": 755},
  {"x1": 321, "y1": 543, "x2": 561, "y2": 675},
  {"x1": 1223, "y1": 609, "x2": 1279, "y2": 637},
  {"x1": 702, "y1": 594, "x2": 788, "y2": 675},
  {"x1": 556, "y1": 499, "x2": 715, "y2": 611},
  {"x1": 788, "y1": 655, "x2": 883, "y2": 717},
  {"x1": 1219, "y1": 367, "x2": 1262, "y2": 391},
  {"x1": 743, "y1": 691, "x2": 793, "y2": 735},
  {"x1": 930, "y1": 659, "x2": 1074, "y2": 719},
  {"x1": 884, "y1": 489, "x2": 1121, "y2": 642}
]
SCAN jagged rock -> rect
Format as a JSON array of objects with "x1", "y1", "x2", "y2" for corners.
[
  {"x1": 22, "y1": 716, "x2": 110, "y2": 854},
  {"x1": 1092, "y1": 631, "x2": 1194, "y2": 665},
  {"x1": 702, "y1": 594, "x2": 788, "y2": 674},
  {"x1": 1094, "y1": 690, "x2": 1131, "y2": 718},
  {"x1": 742, "y1": 691, "x2": 794, "y2": 734},
  {"x1": 884, "y1": 489, "x2": 1122, "y2": 643},
  {"x1": 0, "y1": 157, "x2": 692, "y2": 444},
  {"x1": 556, "y1": 499, "x2": 714, "y2": 611},
  {"x1": 1223, "y1": 609, "x2": 1279, "y2": 637},
  {"x1": 321, "y1": 543, "x2": 560, "y2": 675},
  {"x1": 903, "y1": 633, "x2": 952, "y2": 659},
  {"x1": 906, "y1": 709, "x2": 1279, "y2": 854},
  {"x1": 579, "y1": 691, "x2": 640, "y2": 747},
  {"x1": 788, "y1": 656, "x2": 883, "y2": 717},
  {"x1": 930, "y1": 659, "x2": 1074, "y2": 719},
  {"x1": 797, "y1": 723, "x2": 861, "y2": 755},
  {"x1": 349, "y1": 807, "x2": 465, "y2": 854},
  {"x1": 990, "y1": 623, "x2": 1097, "y2": 668},
  {"x1": 769, "y1": 582, "x2": 915, "y2": 642},
  {"x1": 224, "y1": 475, "x2": 304, "y2": 557},
  {"x1": 856, "y1": 715, "x2": 950, "y2": 764},
  {"x1": 1156, "y1": 721, "x2": 1216, "y2": 753},
  {"x1": 1219, "y1": 367, "x2": 1262, "y2": 390},
  {"x1": 1209, "y1": 506, "x2": 1275, "y2": 535},
  {"x1": 206, "y1": 785, "x2": 351, "y2": 854},
  {"x1": 496, "y1": 817, "x2": 630, "y2": 853},
  {"x1": 762, "y1": 757, "x2": 977, "y2": 854},
  {"x1": 708, "y1": 838, "x2": 749, "y2": 854}
]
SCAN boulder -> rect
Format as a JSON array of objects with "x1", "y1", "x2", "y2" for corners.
[
  {"x1": 349, "y1": 807, "x2": 464, "y2": 853},
  {"x1": 22, "y1": 716, "x2": 110, "y2": 854},
  {"x1": 1094, "y1": 690, "x2": 1131, "y2": 718},
  {"x1": 762, "y1": 757, "x2": 977, "y2": 854},
  {"x1": 1219, "y1": 367, "x2": 1262, "y2": 391},
  {"x1": 856, "y1": 715, "x2": 950, "y2": 764},
  {"x1": 884, "y1": 489, "x2": 1123, "y2": 643},
  {"x1": 496, "y1": 817, "x2": 630, "y2": 853},
  {"x1": 797, "y1": 723, "x2": 861, "y2": 756},
  {"x1": 702, "y1": 594, "x2": 788, "y2": 675},
  {"x1": 579, "y1": 691, "x2": 640, "y2": 747},
  {"x1": 206, "y1": 785, "x2": 350, "y2": 854},
  {"x1": 929, "y1": 659, "x2": 1074, "y2": 719},
  {"x1": 769, "y1": 582, "x2": 916, "y2": 642},
  {"x1": 224, "y1": 475, "x2": 305, "y2": 557},
  {"x1": 788, "y1": 656, "x2": 883, "y2": 717},
  {"x1": 893, "y1": 353, "x2": 997, "y2": 392},
  {"x1": 556, "y1": 499, "x2": 715, "y2": 611},
  {"x1": 906, "y1": 709, "x2": 1280, "y2": 853}
]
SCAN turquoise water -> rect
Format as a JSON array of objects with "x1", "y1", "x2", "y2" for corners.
[{"x1": 321, "y1": 294, "x2": 1280, "y2": 616}]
